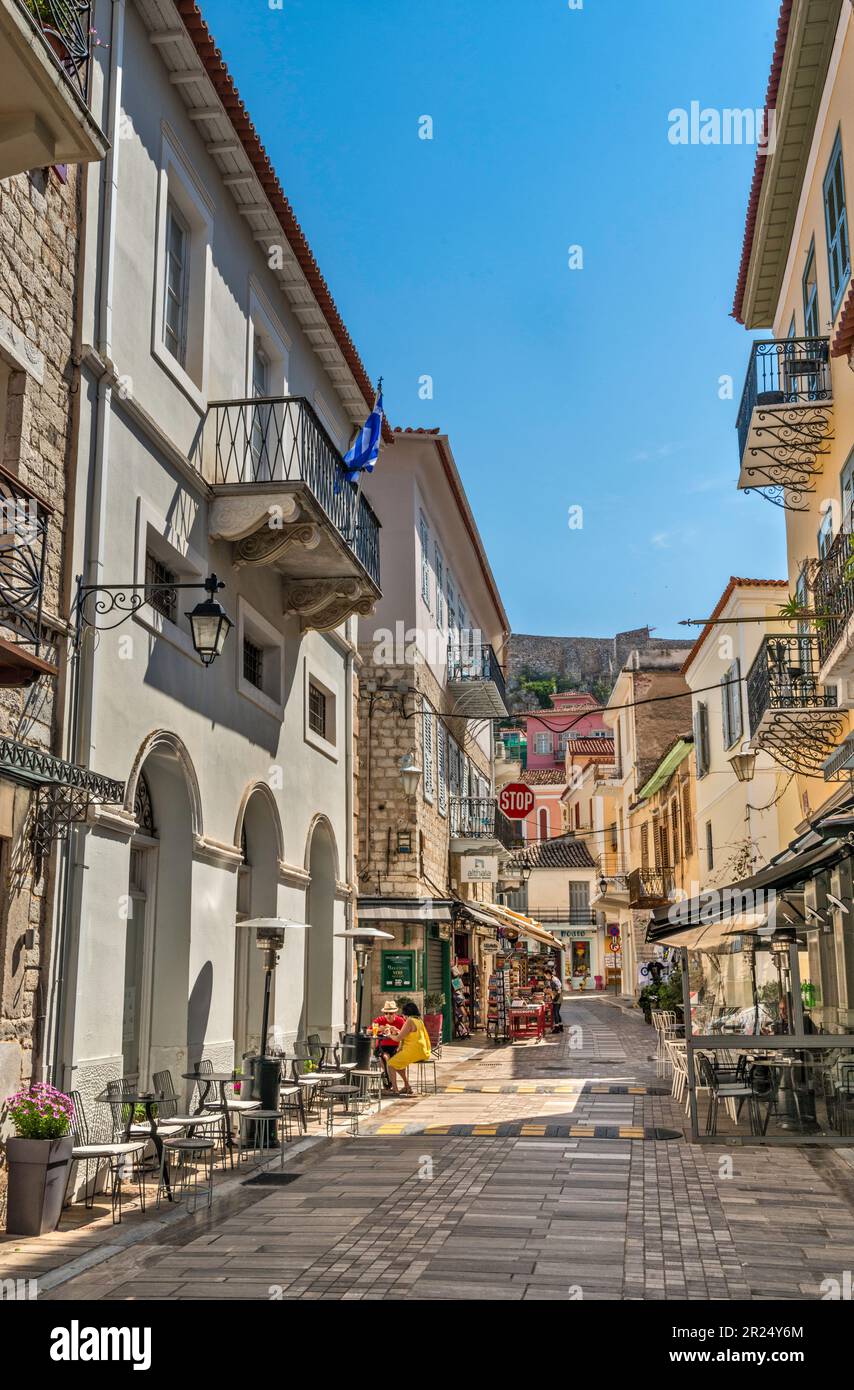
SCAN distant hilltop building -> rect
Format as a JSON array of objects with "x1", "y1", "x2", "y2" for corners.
[{"x1": 507, "y1": 627, "x2": 694, "y2": 711}]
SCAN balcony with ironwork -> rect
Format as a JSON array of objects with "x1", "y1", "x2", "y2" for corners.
[
  {"x1": 627, "y1": 868, "x2": 675, "y2": 910},
  {"x1": 746, "y1": 633, "x2": 843, "y2": 775},
  {"x1": 447, "y1": 634, "x2": 508, "y2": 717},
  {"x1": 204, "y1": 396, "x2": 381, "y2": 631},
  {"x1": 812, "y1": 530, "x2": 854, "y2": 687},
  {"x1": 449, "y1": 796, "x2": 519, "y2": 853},
  {"x1": 531, "y1": 907, "x2": 599, "y2": 928},
  {"x1": 736, "y1": 338, "x2": 833, "y2": 511},
  {"x1": 0, "y1": 467, "x2": 56, "y2": 686},
  {"x1": 0, "y1": 1, "x2": 107, "y2": 178}
]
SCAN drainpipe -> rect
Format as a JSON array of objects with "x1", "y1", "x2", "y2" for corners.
[
  {"x1": 46, "y1": 0, "x2": 126, "y2": 1086},
  {"x1": 343, "y1": 619, "x2": 357, "y2": 1028}
]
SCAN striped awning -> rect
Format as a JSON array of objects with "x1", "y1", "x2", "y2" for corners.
[{"x1": 474, "y1": 902, "x2": 563, "y2": 951}]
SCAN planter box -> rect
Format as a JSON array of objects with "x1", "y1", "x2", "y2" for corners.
[{"x1": 5, "y1": 1136, "x2": 73, "y2": 1236}]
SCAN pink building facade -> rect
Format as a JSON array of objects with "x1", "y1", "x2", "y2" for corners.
[{"x1": 522, "y1": 693, "x2": 611, "y2": 843}]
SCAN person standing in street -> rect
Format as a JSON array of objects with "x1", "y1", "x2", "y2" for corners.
[{"x1": 549, "y1": 969, "x2": 564, "y2": 1033}]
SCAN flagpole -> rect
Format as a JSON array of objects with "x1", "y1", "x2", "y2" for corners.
[{"x1": 349, "y1": 377, "x2": 382, "y2": 545}]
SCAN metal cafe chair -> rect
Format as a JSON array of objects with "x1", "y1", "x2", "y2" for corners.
[
  {"x1": 151, "y1": 1069, "x2": 229, "y2": 1169},
  {"x1": 697, "y1": 1053, "x2": 758, "y2": 1136},
  {"x1": 67, "y1": 1090, "x2": 147, "y2": 1224},
  {"x1": 104, "y1": 1078, "x2": 184, "y2": 1143}
]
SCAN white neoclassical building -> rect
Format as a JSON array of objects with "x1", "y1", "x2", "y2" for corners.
[{"x1": 42, "y1": 0, "x2": 385, "y2": 1107}]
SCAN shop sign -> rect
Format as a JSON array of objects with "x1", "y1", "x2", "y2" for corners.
[
  {"x1": 381, "y1": 950, "x2": 416, "y2": 990},
  {"x1": 460, "y1": 854, "x2": 498, "y2": 883}
]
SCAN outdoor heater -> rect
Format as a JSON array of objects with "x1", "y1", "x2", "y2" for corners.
[
  {"x1": 335, "y1": 925, "x2": 394, "y2": 1068},
  {"x1": 239, "y1": 918, "x2": 309, "y2": 1121}
]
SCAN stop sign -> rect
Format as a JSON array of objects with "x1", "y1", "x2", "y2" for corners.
[{"x1": 498, "y1": 782, "x2": 535, "y2": 819}]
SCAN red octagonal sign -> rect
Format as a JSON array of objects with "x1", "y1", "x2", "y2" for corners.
[{"x1": 498, "y1": 782, "x2": 535, "y2": 819}]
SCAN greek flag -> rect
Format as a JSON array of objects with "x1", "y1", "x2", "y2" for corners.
[{"x1": 341, "y1": 390, "x2": 383, "y2": 484}]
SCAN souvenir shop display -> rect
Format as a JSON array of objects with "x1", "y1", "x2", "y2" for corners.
[
  {"x1": 487, "y1": 966, "x2": 510, "y2": 1042},
  {"x1": 451, "y1": 959, "x2": 471, "y2": 1038}
]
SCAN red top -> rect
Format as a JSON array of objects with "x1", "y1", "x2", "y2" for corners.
[{"x1": 373, "y1": 1013, "x2": 404, "y2": 1042}]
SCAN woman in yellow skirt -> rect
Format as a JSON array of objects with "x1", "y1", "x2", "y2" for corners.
[{"x1": 387, "y1": 1001, "x2": 432, "y2": 1096}]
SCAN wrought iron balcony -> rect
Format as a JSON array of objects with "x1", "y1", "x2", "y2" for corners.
[
  {"x1": 205, "y1": 396, "x2": 381, "y2": 630},
  {"x1": 746, "y1": 633, "x2": 843, "y2": 775},
  {"x1": 447, "y1": 635, "x2": 508, "y2": 717},
  {"x1": 0, "y1": 467, "x2": 56, "y2": 686},
  {"x1": 449, "y1": 796, "x2": 518, "y2": 851},
  {"x1": 627, "y1": 868, "x2": 675, "y2": 909},
  {"x1": 1, "y1": 1, "x2": 107, "y2": 177},
  {"x1": 812, "y1": 530, "x2": 854, "y2": 679},
  {"x1": 531, "y1": 907, "x2": 599, "y2": 927},
  {"x1": 736, "y1": 338, "x2": 833, "y2": 511}
]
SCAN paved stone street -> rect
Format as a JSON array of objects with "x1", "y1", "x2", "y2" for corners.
[{"x1": 18, "y1": 998, "x2": 854, "y2": 1302}]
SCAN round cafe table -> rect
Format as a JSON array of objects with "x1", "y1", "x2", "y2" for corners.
[{"x1": 95, "y1": 1087, "x2": 175, "y2": 1200}]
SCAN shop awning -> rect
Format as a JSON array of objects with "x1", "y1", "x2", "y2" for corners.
[
  {"x1": 356, "y1": 897, "x2": 454, "y2": 924},
  {"x1": 646, "y1": 839, "x2": 849, "y2": 946},
  {"x1": 474, "y1": 902, "x2": 563, "y2": 950},
  {"x1": 454, "y1": 903, "x2": 500, "y2": 930},
  {"x1": 637, "y1": 738, "x2": 693, "y2": 801}
]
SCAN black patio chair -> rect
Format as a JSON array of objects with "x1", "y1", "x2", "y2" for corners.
[
  {"x1": 697, "y1": 1053, "x2": 758, "y2": 1137},
  {"x1": 67, "y1": 1090, "x2": 147, "y2": 1224}
]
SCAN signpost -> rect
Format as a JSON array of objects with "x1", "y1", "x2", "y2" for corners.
[{"x1": 498, "y1": 782, "x2": 535, "y2": 819}]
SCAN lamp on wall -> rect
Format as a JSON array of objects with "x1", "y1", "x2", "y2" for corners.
[
  {"x1": 399, "y1": 751, "x2": 423, "y2": 797},
  {"x1": 73, "y1": 572, "x2": 233, "y2": 667},
  {"x1": 729, "y1": 742, "x2": 758, "y2": 784}
]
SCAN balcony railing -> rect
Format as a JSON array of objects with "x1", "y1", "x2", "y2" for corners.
[
  {"x1": 0, "y1": 466, "x2": 51, "y2": 671},
  {"x1": 447, "y1": 635, "x2": 507, "y2": 714},
  {"x1": 208, "y1": 396, "x2": 381, "y2": 587},
  {"x1": 746, "y1": 634, "x2": 837, "y2": 732},
  {"x1": 530, "y1": 907, "x2": 598, "y2": 927},
  {"x1": 736, "y1": 338, "x2": 833, "y2": 511},
  {"x1": 450, "y1": 796, "x2": 519, "y2": 849},
  {"x1": 20, "y1": 0, "x2": 94, "y2": 101},
  {"x1": 627, "y1": 868, "x2": 674, "y2": 909},
  {"x1": 813, "y1": 531, "x2": 854, "y2": 668}
]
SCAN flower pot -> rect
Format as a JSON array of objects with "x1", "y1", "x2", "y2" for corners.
[
  {"x1": 423, "y1": 1013, "x2": 443, "y2": 1051},
  {"x1": 5, "y1": 1136, "x2": 73, "y2": 1236}
]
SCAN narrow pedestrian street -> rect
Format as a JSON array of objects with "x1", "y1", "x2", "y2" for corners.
[{"x1": 37, "y1": 999, "x2": 854, "y2": 1303}]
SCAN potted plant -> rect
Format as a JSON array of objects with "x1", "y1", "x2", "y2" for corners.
[
  {"x1": 3, "y1": 1083, "x2": 75, "y2": 1236},
  {"x1": 423, "y1": 992, "x2": 445, "y2": 1050}
]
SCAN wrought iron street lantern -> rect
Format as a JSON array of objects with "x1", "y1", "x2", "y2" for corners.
[
  {"x1": 729, "y1": 744, "x2": 758, "y2": 783},
  {"x1": 399, "y1": 751, "x2": 423, "y2": 797},
  {"x1": 72, "y1": 572, "x2": 232, "y2": 667}
]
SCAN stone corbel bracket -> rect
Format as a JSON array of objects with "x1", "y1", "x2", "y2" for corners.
[
  {"x1": 210, "y1": 491, "x2": 322, "y2": 569},
  {"x1": 282, "y1": 577, "x2": 377, "y2": 632}
]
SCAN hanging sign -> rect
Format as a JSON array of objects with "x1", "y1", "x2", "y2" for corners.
[{"x1": 460, "y1": 855, "x2": 498, "y2": 883}]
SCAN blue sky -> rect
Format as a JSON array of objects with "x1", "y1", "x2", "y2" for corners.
[{"x1": 201, "y1": 0, "x2": 787, "y2": 638}]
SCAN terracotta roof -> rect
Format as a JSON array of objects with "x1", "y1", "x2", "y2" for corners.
[
  {"x1": 566, "y1": 738, "x2": 616, "y2": 757},
  {"x1": 508, "y1": 836, "x2": 596, "y2": 872},
  {"x1": 681, "y1": 577, "x2": 788, "y2": 674},
  {"x1": 832, "y1": 279, "x2": 854, "y2": 357},
  {"x1": 174, "y1": 1, "x2": 393, "y2": 440},
  {"x1": 522, "y1": 768, "x2": 567, "y2": 786},
  {"x1": 731, "y1": 0, "x2": 794, "y2": 323}
]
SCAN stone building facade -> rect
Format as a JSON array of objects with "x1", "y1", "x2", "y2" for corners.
[
  {"x1": 0, "y1": 162, "x2": 82, "y2": 1101},
  {"x1": 358, "y1": 430, "x2": 510, "y2": 1039}
]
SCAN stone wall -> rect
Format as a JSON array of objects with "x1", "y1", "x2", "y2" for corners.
[
  {"x1": 508, "y1": 628, "x2": 693, "y2": 709},
  {"x1": 0, "y1": 164, "x2": 81, "y2": 1094}
]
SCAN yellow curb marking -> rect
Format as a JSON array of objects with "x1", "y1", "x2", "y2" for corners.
[
  {"x1": 473, "y1": 1126, "x2": 497, "y2": 1135},
  {"x1": 424, "y1": 1126, "x2": 451, "y2": 1135},
  {"x1": 443, "y1": 1086, "x2": 465, "y2": 1093},
  {"x1": 376, "y1": 1125, "x2": 407, "y2": 1134},
  {"x1": 620, "y1": 1127, "x2": 646, "y2": 1138},
  {"x1": 520, "y1": 1125, "x2": 547, "y2": 1135},
  {"x1": 570, "y1": 1126, "x2": 596, "y2": 1137}
]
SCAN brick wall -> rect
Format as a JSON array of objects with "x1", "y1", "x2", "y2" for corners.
[{"x1": 0, "y1": 164, "x2": 80, "y2": 1096}]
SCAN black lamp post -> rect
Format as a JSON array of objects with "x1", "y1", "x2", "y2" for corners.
[{"x1": 73, "y1": 572, "x2": 233, "y2": 666}]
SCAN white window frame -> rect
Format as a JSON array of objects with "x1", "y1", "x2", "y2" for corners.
[
  {"x1": 304, "y1": 663, "x2": 339, "y2": 761},
  {"x1": 152, "y1": 126, "x2": 214, "y2": 410},
  {"x1": 437, "y1": 721, "x2": 448, "y2": 816},
  {"x1": 132, "y1": 498, "x2": 207, "y2": 664},
  {"x1": 534, "y1": 732, "x2": 553, "y2": 755},
  {"x1": 237, "y1": 596, "x2": 285, "y2": 721}
]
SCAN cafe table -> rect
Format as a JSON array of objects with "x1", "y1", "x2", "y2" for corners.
[
  {"x1": 95, "y1": 1086, "x2": 176, "y2": 1199},
  {"x1": 744, "y1": 1052, "x2": 820, "y2": 1133},
  {"x1": 181, "y1": 1070, "x2": 241, "y2": 1154}
]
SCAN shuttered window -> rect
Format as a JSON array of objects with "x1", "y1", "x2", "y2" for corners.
[
  {"x1": 682, "y1": 783, "x2": 693, "y2": 856},
  {"x1": 824, "y1": 130, "x2": 850, "y2": 315},
  {"x1": 721, "y1": 660, "x2": 742, "y2": 749},
  {"x1": 422, "y1": 707, "x2": 435, "y2": 802},
  {"x1": 694, "y1": 703, "x2": 710, "y2": 777},
  {"x1": 437, "y1": 722, "x2": 448, "y2": 816}
]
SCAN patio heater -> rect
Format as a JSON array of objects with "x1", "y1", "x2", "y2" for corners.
[
  {"x1": 240, "y1": 919, "x2": 309, "y2": 1120},
  {"x1": 335, "y1": 926, "x2": 394, "y2": 1069}
]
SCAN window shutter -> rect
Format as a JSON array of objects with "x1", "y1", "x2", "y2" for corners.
[
  {"x1": 694, "y1": 703, "x2": 709, "y2": 776},
  {"x1": 682, "y1": 783, "x2": 693, "y2": 856},
  {"x1": 422, "y1": 709, "x2": 435, "y2": 802},
  {"x1": 721, "y1": 673, "x2": 731, "y2": 749},
  {"x1": 437, "y1": 723, "x2": 447, "y2": 816},
  {"x1": 730, "y1": 659, "x2": 743, "y2": 744}
]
